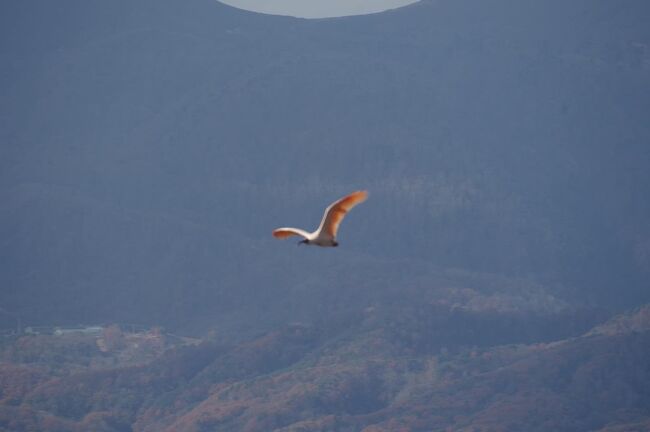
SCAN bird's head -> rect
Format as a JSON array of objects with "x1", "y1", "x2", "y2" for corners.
[{"x1": 298, "y1": 239, "x2": 309, "y2": 246}]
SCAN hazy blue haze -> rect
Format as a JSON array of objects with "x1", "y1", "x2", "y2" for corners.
[{"x1": 1, "y1": 0, "x2": 649, "y2": 334}]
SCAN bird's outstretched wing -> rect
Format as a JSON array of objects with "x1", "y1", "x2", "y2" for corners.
[
  {"x1": 272, "y1": 227, "x2": 311, "y2": 240},
  {"x1": 318, "y1": 190, "x2": 368, "y2": 238}
]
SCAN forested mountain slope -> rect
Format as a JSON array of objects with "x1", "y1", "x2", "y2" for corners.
[{"x1": 0, "y1": 305, "x2": 648, "y2": 431}]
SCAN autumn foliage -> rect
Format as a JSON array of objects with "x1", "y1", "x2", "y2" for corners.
[{"x1": 1, "y1": 306, "x2": 649, "y2": 432}]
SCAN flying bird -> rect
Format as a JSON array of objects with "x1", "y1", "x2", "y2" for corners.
[{"x1": 273, "y1": 190, "x2": 368, "y2": 247}]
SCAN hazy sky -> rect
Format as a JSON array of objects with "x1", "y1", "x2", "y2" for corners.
[{"x1": 217, "y1": 0, "x2": 420, "y2": 18}]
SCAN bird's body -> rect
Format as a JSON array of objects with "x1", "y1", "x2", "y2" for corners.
[{"x1": 273, "y1": 190, "x2": 368, "y2": 247}]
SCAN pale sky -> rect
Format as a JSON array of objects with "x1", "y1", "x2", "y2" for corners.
[{"x1": 217, "y1": 0, "x2": 420, "y2": 18}]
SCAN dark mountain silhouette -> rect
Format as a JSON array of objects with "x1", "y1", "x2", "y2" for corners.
[{"x1": 2, "y1": 0, "x2": 649, "y2": 333}]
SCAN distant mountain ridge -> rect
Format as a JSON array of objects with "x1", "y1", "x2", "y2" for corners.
[
  {"x1": 0, "y1": 304, "x2": 648, "y2": 431},
  {"x1": 587, "y1": 304, "x2": 650, "y2": 336}
]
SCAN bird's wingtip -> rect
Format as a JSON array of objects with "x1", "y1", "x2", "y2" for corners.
[
  {"x1": 273, "y1": 228, "x2": 303, "y2": 239},
  {"x1": 351, "y1": 190, "x2": 369, "y2": 202}
]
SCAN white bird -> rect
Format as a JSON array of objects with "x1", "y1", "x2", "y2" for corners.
[{"x1": 273, "y1": 190, "x2": 368, "y2": 247}]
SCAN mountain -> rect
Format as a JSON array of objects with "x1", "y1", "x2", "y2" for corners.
[
  {"x1": 1, "y1": 0, "x2": 650, "y2": 335},
  {"x1": 2, "y1": 1, "x2": 650, "y2": 429},
  {"x1": 0, "y1": 305, "x2": 648, "y2": 431}
]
